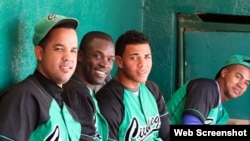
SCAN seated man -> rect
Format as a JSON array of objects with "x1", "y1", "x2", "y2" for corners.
[
  {"x1": 167, "y1": 54, "x2": 250, "y2": 125},
  {"x1": 96, "y1": 30, "x2": 170, "y2": 141},
  {"x1": 62, "y1": 31, "x2": 115, "y2": 140}
]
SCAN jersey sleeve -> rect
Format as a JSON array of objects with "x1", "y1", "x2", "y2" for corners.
[
  {"x1": 96, "y1": 80, "x2": 124, "y2": 140},
  {"x1": 0, "y1": 85, "x2": 40, "y2": 141},
  {"x1": 62, "y1": 78, "x2": 96, "y2": 141},
  {"x1": 184, "y1": 78, "x2": 219, "y2": 123},
  {"x1": 146, "y1": 80, "x2": 170, "y2": 140}
]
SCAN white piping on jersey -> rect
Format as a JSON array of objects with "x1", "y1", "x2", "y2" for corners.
[{"x1": 215, "y1": 80, "x2": 222, "y2": 109}]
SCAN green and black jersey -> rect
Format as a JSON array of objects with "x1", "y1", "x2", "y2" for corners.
[
  {"x1": 0, "y1": 70, "x2": 81, "y2": 141},
  {"x1": 96, "y1": 79, "x2": 170, "y2": 141},
  {"x1": 167, "y1": 78, "x2": 229, "y2": 125},
  {"x1": 62, "y1": 75, "x2": 109, "y2": 141}
]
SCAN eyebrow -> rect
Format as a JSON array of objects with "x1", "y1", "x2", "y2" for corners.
[
  {"x1": 129, "y1": 53, "x2": 140, "y2": 56},
  {"x1": 94, "y1": 50, "x2": 115, "y2": 57},
  {"x1": 129, "y1": 53, "x2": 151, "y2": 56},
  {"x1": 237, "y1": 72, "x2": 250, "y2": 82}
]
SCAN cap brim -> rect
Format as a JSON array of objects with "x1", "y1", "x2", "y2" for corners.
[{"x1": 55, "y1": 18, "x2": 78, "y2": 29}]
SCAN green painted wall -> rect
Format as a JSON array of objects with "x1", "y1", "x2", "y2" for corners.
[
  {"x1": 144, "y1": 0, "x2": 250, "y2": 100},
  {"x1": 0, "y1": 0, "x2": 143, "y2": 93}
]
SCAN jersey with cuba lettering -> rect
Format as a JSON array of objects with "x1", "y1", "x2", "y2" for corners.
[
  {"x1": 96, "y1": 79, "x2": 170, "y2": 141},
  {"x1": 0, "y1": 71, "x2": 81, "y2": 141},
  {"x1": 167, "y1": 78, "x2": 229, "y2": 125}
]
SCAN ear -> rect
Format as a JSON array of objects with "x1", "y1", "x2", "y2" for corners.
[
  {"x1": 34, "y1": 46, "x2": 43, "y2": 61},
  {"x1": 115, "y1": 56, "x2": 123, "y2": 68},
  {"x1": 221, "y1": 67, "x2": 228, "y2": 78},
  {"x1": 77, "y1": 50, "x2": 84, "y2": 62}
]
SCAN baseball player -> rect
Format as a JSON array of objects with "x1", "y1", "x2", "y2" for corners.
[
  {"x1": 167, "y1": 54, "x2": 250, "y2": 125},
  {"x1": 96, "y1": 30, "x2": 170, "y2": 141},
  {"x1": 62, "y1": 31, "x2": 115, "y2": 141},
  {"x1": 0, "y1": 14, "x2": 81, "y2": 140}
]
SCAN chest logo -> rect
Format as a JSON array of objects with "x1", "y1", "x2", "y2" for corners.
[{"x1": 125, "y1": 116, "x2": 161, "y2": 140}]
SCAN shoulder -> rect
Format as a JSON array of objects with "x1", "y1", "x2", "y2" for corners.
[
  {"x1": 145, "y1": 80, "x2": 163, "y2": 100},
  {"x1": 188, "y1": 78, "x2": 217, "y2": 89},
  {"x1": 0, "y1": 75, "x2": 47, "y2": 107},
  {"x1": 187, "y1": 78, "x2": 219, "y2": 103},
  {"x1": 4, "y1": 75, "x2": 40, "y2": 95},
  {"x1": 62, "y1": 75, "x2": 89, "y2": 95},
  {"x1": 145, "y1": 80, "x2": 160, "y2": 91},
  {"x1": 64, "y1": 75, "x2": 87, "y2": 88},
  {"x1": 96, "y1": 79, "x2": 125, "y2": 103},
  {"x1": 97, "y1": 79, "x2": 124, "y2": 94}
]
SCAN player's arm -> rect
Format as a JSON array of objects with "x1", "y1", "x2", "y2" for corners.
[
  {"x1": 146, "y1": 81, "x2": 170, "y2": 140},
  {"x1": 62, "y1": 82, "x2": 97, "y2": 140},
  {"x1": 184, "y1": 79, "x2": 219, "y2": 125},
  {"x1": 0, "y1": 90, "x2": 38, "y2": 141},
  {"x1": 96, "y1": 84, "x2": 123, "y2": 140}
]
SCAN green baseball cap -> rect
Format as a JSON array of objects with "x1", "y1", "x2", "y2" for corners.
[
  {"x1": 215, "y1": 54, "x2": 250, "y2": 79},
  {"x1": 33, "y1": 13, "x2": 78, "y2": 46},
  {"x1": 223, "y1": 54, "x2": 250, "y2": 68}
]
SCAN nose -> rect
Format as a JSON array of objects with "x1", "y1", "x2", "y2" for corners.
[
  {"x1": 63, "y1": 49, "x2": 76, "y2": 62},
  {"x1": 237, "y1": 80, "x2": 245, "y2": 89},
  {"x1": 138, "y1": 58, "x2": 147, "y2": 68},
  {"x1": 100, "y1": 59, "x2": 109, "y2": 68}
]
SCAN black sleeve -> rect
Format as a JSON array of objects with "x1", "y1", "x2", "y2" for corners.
[
  {"x1": 184, "y1": 78, "x2": 219, "y2": 123},
  {"x1": 96, "y1": 80, "x2": 124, "y2": 140},
  {"x1": 0, "y1": 85, "x2": 40, "y2": 141},
  {"x1": 146, "y1": 80, "x2": 170, "y2": 141},
  {"x1": 62, "y1": 79, "x2": 96, "y2": 141}
]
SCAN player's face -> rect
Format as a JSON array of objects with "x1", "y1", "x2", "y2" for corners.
[
  {"x1": 116, "y1": 43, "x2": 152, "y2": 87},
  {"x1": 35, "y1": 28, "x2": 78, "y2": 87},
  {"x1": 222, "y1": 65, "x2": 250, "y2": 99},
  {"x1": 81, "y1": 38, "x2": 115, "y2": 85}
]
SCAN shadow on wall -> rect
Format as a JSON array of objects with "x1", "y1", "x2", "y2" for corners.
[{"x1": 1, "y1": 17, "x2": 35, "y2": 94}]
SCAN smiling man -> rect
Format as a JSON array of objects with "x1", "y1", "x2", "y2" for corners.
[
  {"x1": 62, "y1": 31, "x2": 115, "y2": 141},
  {"x1": 0, "y1": 14, "x2": 81, "y2": 141},
  {"x1": 167, "y1": 54, "x2": 250, "y2": 125}
]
